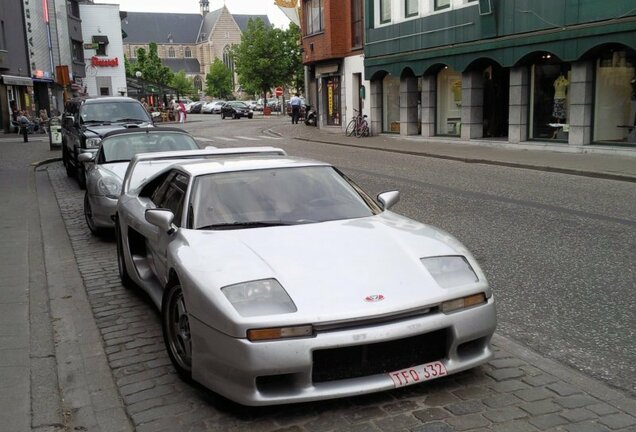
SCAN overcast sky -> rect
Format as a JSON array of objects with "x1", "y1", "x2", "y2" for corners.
[{"x1": 98, "y1": 0, "x2": 291, "y2": 28}]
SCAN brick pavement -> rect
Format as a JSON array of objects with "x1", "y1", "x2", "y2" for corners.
[{"x1": 43, "y1": 160, "x2": 636, "y2": 432}]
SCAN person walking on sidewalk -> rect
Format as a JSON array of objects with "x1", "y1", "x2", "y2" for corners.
[{"x1": 290, "y1": 93, "x2": 302, "y2": 124}]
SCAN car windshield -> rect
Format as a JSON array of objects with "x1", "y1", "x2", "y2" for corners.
[
  {"x1": 191, "y1": 166, "x2": 379, "y2": 229},
  {"x1": 80, "y1": 101, "x2": 150, "y2": 124},
  {"x1": 231, "y1": 102, "x2": 248, "y2": 108},
  {"x1": 100, "y1": 133, "x2": 198, "y2": 163}
]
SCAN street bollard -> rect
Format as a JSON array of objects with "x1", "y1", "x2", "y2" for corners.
[{"x1": 22, "y1": 125, "x2": 28, "y2": 143}]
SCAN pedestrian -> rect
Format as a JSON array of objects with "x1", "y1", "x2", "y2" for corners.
[
  {"x1": 178, "y1": 100, "x2": 187, "y2": 123},
  {"x1": 16, "y1": 111, "x2": 33, "y2": 142},
  {"x1": 140, "y1": 97, "x2": 150, "y2": 112},
  {"x1": 290, "y1": 93, "x2": 302, "y2": 124}
]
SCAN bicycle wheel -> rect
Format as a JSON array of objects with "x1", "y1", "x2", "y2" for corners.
[
  {"x1": 345, "y1": 118, "x2": 356, "y2": 136},
  {"x1": 357, "y1": 121, "x2": 370, "y2": 138}
]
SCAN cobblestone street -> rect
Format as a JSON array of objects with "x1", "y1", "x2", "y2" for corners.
[{"x1": 43, "y1": 159, "x2": 636, "y2": 432}]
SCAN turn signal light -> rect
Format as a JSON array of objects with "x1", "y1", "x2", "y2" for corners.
[
  {"x1": 247, "y1": 325, "x2": 313, "y2": 341},
  {"x1": 441, "y1": 293, "x2": 486, "y2": 314}
]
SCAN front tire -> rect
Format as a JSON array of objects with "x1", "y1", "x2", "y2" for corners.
[
  {"x1": 162, "y1": 283, "x2": 193, "y2": 380},
  {"x1": 84, "y1": 192, "x2": 101, "y2": 236},
  {"x1": 221, "y1": 112, "x2": 225, "y2": 120}
]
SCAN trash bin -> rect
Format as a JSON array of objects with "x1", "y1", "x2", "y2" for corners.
[{"x1": 49, "y1": 117, "x2": 62, "y2": 150}]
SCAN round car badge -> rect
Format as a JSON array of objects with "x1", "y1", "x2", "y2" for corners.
[{"x1": 365, "y1": 294, "x2": 385, "y2": 302}]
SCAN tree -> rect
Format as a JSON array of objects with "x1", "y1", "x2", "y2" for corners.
[
  {"x1": 145, "y1": 43, "x2": 174, "y2": 85},
  {"x1": 281, "y1": 23, "x2": 304, "y2": 93},
  {"x1": 231, "y1": 18, "x2": 289, "y2": 104},
  {"x1": 171, "y1": 71, "x2": 196, "y2": 99},
  {"x1": 205, "y1": 59, "x2": 233, "y2": 99}
]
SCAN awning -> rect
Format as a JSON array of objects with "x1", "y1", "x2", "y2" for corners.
[
  {"x1": 2, "y1": 75, "x2": 33, "y2": 86},
  {"x1": 92, "y1": 35, "x2": 109, "y2": 44},
  {"x1": 315, "y1": 63, "x2": 339, "y2": 76}
]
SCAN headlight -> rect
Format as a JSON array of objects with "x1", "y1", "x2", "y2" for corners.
[
  {"x1": 421, "y1": 256, "x2": 478, "y2": 288},
  {"x1": 221, "y1": 279, "x2": 297, "y2": 317},
  {"x1": 97, "y1": 177, "x2": 121, "y2": 199},
  {"x1": 86, "y1": 137, "x2": 101, "y2": 148}
]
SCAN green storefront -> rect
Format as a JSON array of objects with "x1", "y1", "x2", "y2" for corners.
[{"x1": 364, "y1": 0, "x2": 636, "y2": 146}]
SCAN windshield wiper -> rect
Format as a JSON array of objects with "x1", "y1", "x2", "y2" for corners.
[
  {"x1": 113, "y1": 118, "x2": 147, "y2": 123},
  {"x1": 200, "y1": 220, "x2": 300, "y2": 230},
  {"x1": 83, "y1": 120, "x2": 111, "y2": 125}
]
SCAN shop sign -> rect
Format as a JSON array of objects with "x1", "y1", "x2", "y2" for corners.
[
  {"x1": 91, "y1": 56, "x2": 119, "y2": 67},
  {"x1": 1, "y1": 75, "x2": 34, "y2": 86},
  {"x1": 84, "y1": 43, "x2": 99, "y2": 50}
]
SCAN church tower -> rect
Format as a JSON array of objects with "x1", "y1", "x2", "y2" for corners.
[{"x1": 200, "y1": 0, "x2": 209, "y2": 16}]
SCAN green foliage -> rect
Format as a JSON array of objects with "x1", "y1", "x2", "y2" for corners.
[
  {"x1": 132, "y1": 43, "x2": 174, "y2": 86},
  {"x1": 205, "y1": 59, "x2": 233, "y2": 99},
  {"x1": 231, "y1": 18, "x2": 290, "y2": 102},
  {"x1": 171, "y1": 71, "x2": 196, "y2": 98},
  {"x1": 282, "y1": 23, "x2": 304, "y2": 93}
]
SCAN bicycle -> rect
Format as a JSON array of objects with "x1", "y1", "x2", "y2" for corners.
[{"x1": 345, "y1": 109, "x2": 370, "y2": 138}]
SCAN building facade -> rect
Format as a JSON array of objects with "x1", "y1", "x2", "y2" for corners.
[
  {"x1": 364, "y1": 0, "x2": 636, "y2": 146},
  {"x1": 301, "y1": 0, "x2": 369, "y2": 130},
  {"x1": 0, "y1": 0, "x2": 32, "y2": 132},
  {"x1": 79, "y1": 3, "x2": 127, "y2": 98},
  {"x1": 121, "y1": 4, "x2": 270, "y2": 95}
]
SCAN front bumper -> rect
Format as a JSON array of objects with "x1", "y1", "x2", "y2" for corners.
[
  {"x1": 191, "y1": 298, "x2": 496, "y2": 406},
  {"x1": 88, "y1": 194, "x2": 117, "y2": 228}
]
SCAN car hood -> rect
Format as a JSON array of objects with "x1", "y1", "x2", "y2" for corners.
[
  {"x1": 83, "y1": 123, "x2": 152, "y2": 138},
  {"x1": 180, "y1": 212, "x2": 487, "y2": 331},
  {"x1": 96, "y1": 162, "x2": 129, "y2": 181}
]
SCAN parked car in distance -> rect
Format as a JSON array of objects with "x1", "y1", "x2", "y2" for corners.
[
  {"x1": 244, "y1": 100, "x2": 257, "y2": 110},
  {"x1": 210, "y1": 101, "x2": 226, "y2": 114},
  {"x1": 81, "y1": 127, "x2": 199, "y2": 235},
  {"x1": 201, "y1": 101, "x2": 216, "y2": 114},
  {"x1": 115, "y1": 148, "x2": 496, "y2": 406},
  {"x1": 62, "y1": 96, "x2": 154, "y2": 189},
  {"x1": 221, "y1": 101, "x2": 253, "y2": 119}
]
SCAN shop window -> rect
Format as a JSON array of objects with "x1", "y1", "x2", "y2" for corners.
[
  {"x1": 324, "y1": 76, "x2": 341, "y2": 126},
  {"x1": 304, "y1": 0, "x2": 323, "y2": 35},
  {"x1": 529, "y1": 63, "x2": 571, "y2": 141},
  {"x1": 436, "y1": 67, "x2": 462, "y2": 136},
  {"x1": 352, "y1": 0, "x2": 363, "y2": 48},
  {"x1": 406, "y1": 0, "x2": 419, "y2": 17},
  {"x1": 593, "y1": 50, "x2": 636, "y2": 144},
  {"x1": 435, "y1": 0, "x2": 450, "y2": 11},
  {"x1": 379, "y1": 0, "x2": 391, "y2": 23},
  {"x1": 382, "y1": 75, "x2": 400, "y2": 133}
]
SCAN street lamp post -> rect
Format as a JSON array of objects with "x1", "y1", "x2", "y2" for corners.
[{"x1": 135, "y1": 71, "x2": 144, "y2": 98}]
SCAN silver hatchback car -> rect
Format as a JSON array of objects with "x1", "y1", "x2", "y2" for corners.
[{"x1": 81, "y1": 127, "x2": 199, "y2": 235}]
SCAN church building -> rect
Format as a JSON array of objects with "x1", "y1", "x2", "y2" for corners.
[{"x1": 121, "y1": 1, "x2": 270, "y2": 94}]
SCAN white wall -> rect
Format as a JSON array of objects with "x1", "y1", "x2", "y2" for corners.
[
  {"x1": 343, "y1": 54, "x2": 371, "y2": 129},
  {"x1": 79, "y1": 4, "x2": 127, "y2": 97}
]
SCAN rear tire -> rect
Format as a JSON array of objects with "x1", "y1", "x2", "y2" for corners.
[
  {"x1": 221, "y1": 113, "x2": 225, "y2": 120},
  {"x1": 63, "y1": 146, "x2": 74, "y2": 177},
  {"x1": 345, "y1": 119, "x2": 356, "y2": 136},
  {"x1": 162, "y1": 283, "x2": 193, "y2": 381}
]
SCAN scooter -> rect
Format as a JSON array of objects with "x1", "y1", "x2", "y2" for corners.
[{"x1": 304, "y1": 105, "x2": 317, "y2": 126}]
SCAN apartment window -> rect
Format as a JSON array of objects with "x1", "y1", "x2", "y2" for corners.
[
  {"x1": 351, "y1": 0, "x2": 363, "y2": 48},
  {"x1": 435, "y1": 0, "x2": 450, "y2": 10},
  {"x1": 185, "y1": 47, "x2": 192, "y2": 58},
  {"x1": 405, "y1": 0, "x2": 419, "y2": 17},
  {"x1": 168, "y1": 47, "x2": 176, "y2": 58},
  {"x1": 304, "y1": 0, "x2": 323, "y2": 35},
  {"x1": 0, "y1": 21, "x2": 6, "y2": 51},
  {"x1": 380, "y1": 0, "x2": 391, "y2": 23},
  {"x1": 71, "y1": 40, "x2": 84, "y2": 63}
]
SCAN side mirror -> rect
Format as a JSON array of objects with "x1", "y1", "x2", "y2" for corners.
[
  {"x1": 377, "y1": 191, "x2": 400, "y2": 210},
  {"x1": 145, "y1": 208, "x2": 177, "y2": 234},
  {"x1": 78, "y1": 152, "x2": 95, "y2": 163}
]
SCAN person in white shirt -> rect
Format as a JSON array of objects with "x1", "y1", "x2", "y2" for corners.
[{"x1": 290, "y1": 93, "x2": 302, "y2": 124}]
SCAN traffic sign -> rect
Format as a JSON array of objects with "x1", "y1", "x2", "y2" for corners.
[{"x1": 275, "y1": 87, "x2": 283, "y2": 97}]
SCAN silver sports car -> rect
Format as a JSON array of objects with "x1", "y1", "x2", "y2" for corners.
[
  {"x1": 115, "y1": 148, "x2": 496, "y2": 406},
  {"x1": 80, "y1": 127, "x2": 199, "y2": 234}
]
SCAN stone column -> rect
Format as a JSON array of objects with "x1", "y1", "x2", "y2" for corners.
[
  {"x1": 400, "y1": 75, "x2": 419, "y2": 135},
  {"x1": 461, "y1": 71, "x2": 484, "y2": 140},
  {"x1": 508, "y1": 67, "x2": 529, "y2": 144},
  {"x1": 370, "y1": 79, "x2": 383, "y2": 136},
  {"x1": 568, "y1": 61, "x2": 593, "y2": 146},
  {"x1": 421, "y1": 75, "x2": 436, "y2": 137}
]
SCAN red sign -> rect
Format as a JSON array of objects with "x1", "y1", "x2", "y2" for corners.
[
  {"x1": 91, "y1": 56, "x2": 119, "y2": 67},
  {"x1": 275, "y1": 86, "x2": 283, "y2": 97}
]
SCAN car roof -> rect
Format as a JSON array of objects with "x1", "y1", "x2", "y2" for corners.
[
  {"x1": 70, "y1": 96, "x2": 141, "y2": 105},
  {"x1": 102, "y1": 127, "x2": 192, "y2": 139},
  {"x1": 173, "y1": 155, "x2": 329, "y2": 177}
]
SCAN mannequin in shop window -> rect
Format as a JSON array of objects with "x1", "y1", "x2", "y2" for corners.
[{"x1": 552, "y1": 73, "x2": 569, "y2": 123}]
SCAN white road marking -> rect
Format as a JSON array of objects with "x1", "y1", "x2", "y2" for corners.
[
  {"x1": 234, "y1": 136, "x2": 261, "y2": 141},
  {"x1": 194, "y1": 136, "x2": 215, "y2": 142},
  {"x1": 258, "y1": 135, "x2": 282, "y2": 140},
  {"x1": 214, "y1": 137, "x2": 238, "y2": 141}
]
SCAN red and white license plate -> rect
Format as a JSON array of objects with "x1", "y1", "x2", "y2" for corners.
[{"x1": 388, "y1": 361, "x2": 448, "y2": 388}]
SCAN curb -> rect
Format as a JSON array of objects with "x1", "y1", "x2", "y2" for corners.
[
  {"x1": 32, "y1": 157, "x2": 62, "y2": 168},
  {"x1": 287, "y1": 135, "x2": 636, "y2": 183}
]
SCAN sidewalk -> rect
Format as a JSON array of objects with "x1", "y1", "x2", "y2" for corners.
[{"x1": 269, "y1": 122, "x2": 636, "y2": 182}]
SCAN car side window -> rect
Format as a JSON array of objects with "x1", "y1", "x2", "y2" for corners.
[
  {"x1": 157, "y1": 173, "x2": 189, "y2": 227},
  {"x1": 150, "y1": 171, "x2": 176, "y2": 206}
]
